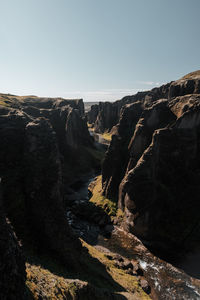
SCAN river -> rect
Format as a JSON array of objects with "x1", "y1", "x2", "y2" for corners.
[{"x1": 66, "y1": 131, "x2": 200, "y2": 299}]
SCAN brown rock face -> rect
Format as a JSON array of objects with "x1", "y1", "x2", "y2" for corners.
[
  {"x1": 100, "y1": 71, "x2": 200, "y2": 256},
  {"x1": 102, "y1": 102, "x2": 143, "y2": 199},
  {"x1": 87, "y1": 71, "x2": 200, "y2": 137},
  {"x1": 102, "y1": 99, "x2": 176, "y2": 200},
  {"x1": 169, "y1": 71, "x2": 200, "y2": 99},
  {"x1": 118, "y1": 96, "x2": 200, "y2": 254},
  {"x1": 0, "y1": 97, "x2": 93, "y2": 266},
  {"x1": 0, "y1": 183, "x2": 26, "y2": 300},
  {"x1": 65, "y1": 107, "x2": 93, "y2": 149},
  {"x1": 24, "y1": 118, "x2": 81, "y2": 264},
  {"x1": 87, "y1": 104, "x2": 99, "y2": 124},
  {"x1": 94, "y1": 101, "x2": 122, "y2": 133},
  {"x1": 87, "y1": 82, "x2": 172, "y2": 134},
  {"x1": 127, "y1": 99, "x2": 176, "y2": 171}
]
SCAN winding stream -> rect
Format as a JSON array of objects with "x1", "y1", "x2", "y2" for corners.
[{"x1": 66, "y1": 132, "x2": 200, "y2": 299}]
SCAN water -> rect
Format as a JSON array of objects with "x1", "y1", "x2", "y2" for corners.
[
  {"x1": 96, "y1": 227, "x2": 200, "y2": 300},
  {"x1": 66, "y1": 130, "x2": 200, "y2": 299}
]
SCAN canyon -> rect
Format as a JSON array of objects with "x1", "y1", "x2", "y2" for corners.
[{"x1": 0, "y1": 71, "x2": 200, "y2": 299}]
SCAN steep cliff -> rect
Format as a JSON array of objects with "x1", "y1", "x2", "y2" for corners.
[
  {"x1": 102, "y1": 102, "x2": 143, "y2": 199},
  {"x1": 100, "y1": 71, "x2": 200, "y2": 257},
  {"x1": 87, "y1": 82, "x2": 172, "y2": 133},
  {"x1": 0, "y1": 182, "x2": 26, "y2": 300},
  {"x1": 119, "y1": 104, "x2": 200, "y2": 254},
  {"x1": 87, "y1": 71, "x2": 200, "y2": 135},
  {"x1": 0, "y1": 95, "x2": 95, "y2": 267}
]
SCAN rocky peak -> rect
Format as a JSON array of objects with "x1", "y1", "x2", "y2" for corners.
[{"x1": 169, "y1": 70, "x2": 200, "y2": 99}]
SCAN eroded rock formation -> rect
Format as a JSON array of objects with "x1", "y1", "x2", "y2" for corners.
[
  {"x1": 0, "y1": 182, "x2": 26, "y2": 300},
  {"x1": 99, "y1": 71, "x2": 200, "y2": 256},
  {"x1": 0, "y1": 95, "x2": 94, "y2": 266}
]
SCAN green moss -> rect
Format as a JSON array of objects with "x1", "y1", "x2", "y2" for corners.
[
  {"x1": 89, "y1": 176, "x2": 124, "y2": 220},
  {"x1": 81, "y1": 240, "x2": 151, "y2": 299},
  {"x1": 101, "y1": 132, "x2": 112, "y2": 142}
]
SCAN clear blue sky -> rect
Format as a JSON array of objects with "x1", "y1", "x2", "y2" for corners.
[{"x1": 0, "y1": 0, "x2": 199, "y2": 101}]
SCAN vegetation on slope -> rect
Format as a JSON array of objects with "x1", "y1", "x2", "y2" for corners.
[
  {"x1": 181, "y1": 70, "x2": 200, "y2": 80},
  {"x1": 89, "y1": 176, "x2": 124, "y2": 221},
  {"x1": 25, "y1": 239, "x2": 151, "y2": 300},
  {"x1": 102, "y1": 132, "x2": 112, "y2": 142}
]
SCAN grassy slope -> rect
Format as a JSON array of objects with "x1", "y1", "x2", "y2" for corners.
[
  {"x1": 89, "y1": 175, "x2": 124, "y2": 221},
  {"x1": 25, "y1": 177, "x2": 149, "y2": 299},
  {"x1": 101, "y1": 132, "x2": 112, "y2": 142},
  {"x1": 26, "y1": 239, "x2": 151, "y2": 300}
]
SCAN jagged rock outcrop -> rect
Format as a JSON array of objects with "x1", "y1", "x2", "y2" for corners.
[
  {"x1": 87, "y1": 104, "x2": 99, "y2": 124},
  {"x1": 0, "y1": 96, "x2": 94, "y2": 267},
  {"x1": 87, "y1": 82, "x2": 172, "y2": 133},
  {"x1": 93, "y1": 101, "x2": 122, "y2": 133},
  {"x1": 24, "y1": 118, "x2": 81, "y2": 264},
  {"x1": 169, "y1": 71, "x2": 200, "y2": 99},
  {"x1": 119, "y1": 106, "x2": 200, "y2": 253},
  {"x1": 0, "y1": 182, "x2": 26, "y2": 300},
  {"x1": 126, "y1": 99, "x2": 176, "y2": 171},
  {"x1": 101, "y1": 71, "x2": 200, "y2": 256},
  {"x1": 65, "y1": 107, "x2": 93, "y2": 149},
  {"x1": 102, "y1": 102, "x2": 143, "y2": 199},
  {"x1": 102, "y1": 99, "x2": 176, "y2": 200},
  {"x1": 87, "y1": 71, "x2": 200, "y2": 136}
]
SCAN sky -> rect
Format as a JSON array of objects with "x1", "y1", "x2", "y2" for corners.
[{"x1": 0, "y1": 0, "x2": 199, "y2": 102}]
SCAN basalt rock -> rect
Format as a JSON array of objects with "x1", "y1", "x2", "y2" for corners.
[
  {"x1": 87, "y1": 104, "x2": 99, "y2": 124},
  {"x1": 102, "y1": 102, "x2": 143, "y2": 199},
  {"x1": 168, "y1": 71, "x2": 200, "y2": 99},
  {"x1": 21, "y1": 96, "x2": 85, "y2": 116},
  {"x1": 24, "y1": 118, "x2": 81, "y2": 263},
  {"x1": 119, "y1": 99, "x2": 200, "y2": 254},
  {"x1": 87, "y1": 82, "x2": 172, "y2": 134},
  {"x1": 0, "y1": 183, "x2": 26, "y2": 300},
  {"x1": 126, "y1": 99, "x2": 176, "y2": 171},
  {"x1": 65, "y1": 107, "x2": 93, "y2": 149},
  {"x1": 0, "y1": 96, "x2": 94, "y2": 267},
  {"x1": 100, "y1": 71, "x2": 200, "y2": 257},
  {"x1": 94, "y1": 101, "x2": 122, "y2": 133},
  {"x1": 102, "y1": 99, "x2": 176, "y2": 200},
  {"x1": 87, "y1": 71, "x2": 200, "y2": 136}
]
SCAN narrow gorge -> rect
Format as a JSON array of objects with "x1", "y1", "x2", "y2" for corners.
[{"x1": 1, "y1": 71, "x2": 200, "y2": 300}]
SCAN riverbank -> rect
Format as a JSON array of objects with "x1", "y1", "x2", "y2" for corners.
[{"x1": 65, "y1": 170, "x2": 200, "y2": 299}]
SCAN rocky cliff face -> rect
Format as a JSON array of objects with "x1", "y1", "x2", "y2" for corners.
[
  {"x1": 102, "y1": 102, "x2": 143, "y2": 199},
  {"x1": 0, "y1": 95, "x2": 94, "y2": 267},
  {"x1": 87, "y1": 82, "x2": 172, "y2": 133},
  {"x1": 100, "y1": 71, "x2": 200, "y2": 256},
  {"x1": 168, "y1": 71, "x2": 200, "y2": 99},
  {"x1": 0, "y1": 182, "x2": 26, "y2": 300}
]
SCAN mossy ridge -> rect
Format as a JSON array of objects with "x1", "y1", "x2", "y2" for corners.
[
  {"x1": 89, "y1": 176, "x2": 124, "y2": 220},
  {"x1": 181, "y1": 70, "x2": 200, "y2": 80},
  {"x1": 26, "y1": 263, "x2": 83, "y2": 300},
  {"x1": 25, "y1": 241, "x2": 151, "y2": 300},
  {"x1": 0, "y1": 94, "x2": 26, "y2": 107},
  {"x1": 102, "y1": 132, "x2": 112, "y2": 142},
  {"x1": 81, "y1": 240, "x2": 151, "y2": 299}
]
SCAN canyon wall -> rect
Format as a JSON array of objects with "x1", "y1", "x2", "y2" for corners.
[
  {"x1": 0, "y1": 95, "x2": 95, "y2": 267},
  {"x1": 0, "y1": 182, "x2": 26, "y2": 299},
  {"x1": 94, "y1": 71, "x2": 200, "y2": 255}
]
